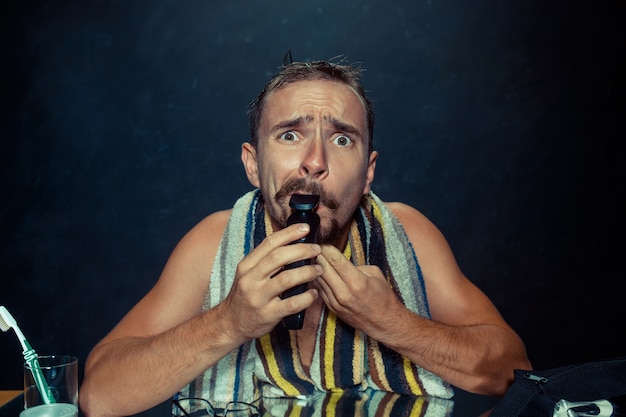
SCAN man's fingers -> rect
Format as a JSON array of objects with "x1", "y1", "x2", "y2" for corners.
[
  {"x1": 318, "y1": 245, "x2": 352, "y2": 274},
  {"x1": 315, "y1": 249, "x2": 342, "y2": 286},
  {"x1": 315, "y1": 245, "x2": 351, "y2": 307},
  {"x1": 242, "y1": 223, "x2": 311, "y2": 266},
  {"x1": 238, "y1": 224, "x2": 319, "y2": 278},
  {"x1": 272, "y1": 264, "x2": 322, "y2": 297},
  {"x1": 357, "y1": 265, "x2": 387, "y2": 282}
]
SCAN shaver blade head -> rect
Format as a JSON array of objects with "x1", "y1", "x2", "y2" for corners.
[{"x1": 289, "y1": 194, "x2": 319, "y2": 210}]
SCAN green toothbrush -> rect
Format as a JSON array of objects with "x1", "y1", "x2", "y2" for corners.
[{"x1": 0, "y1": 305, "x2": 56, "y2": 405}]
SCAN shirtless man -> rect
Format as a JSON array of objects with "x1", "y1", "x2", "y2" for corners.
[{"x1": 79, "y1": 59, "x2": 531, "y2": 417}]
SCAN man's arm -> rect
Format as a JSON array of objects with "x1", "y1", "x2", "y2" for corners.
[
  {"x1": 313, "y1": 202, "x2": 531, "y2": 397},
  {"x1": 79, "y1": 212, "x2": 322, "y2": 417},
  {"x1": 79, "y1": 210, "x2": 236, "y2": 417}
]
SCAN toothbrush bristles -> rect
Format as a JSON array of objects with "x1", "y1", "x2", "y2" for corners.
[
  {"x1": 0, "y1": 314, "x2": 12, "y2": 332},
  {"x1": 0, "y1": 317, "x2": 10, "y2": 331}
]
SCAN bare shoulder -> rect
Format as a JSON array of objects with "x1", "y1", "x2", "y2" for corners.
[
  {"x1": 384, "y1": 201, "x2": 503, "y2": 326},
  {"x1": 385, "y1": 201, "x2": 427, "y2": 223},
  {"x1": 161, "y1": 208, "x2": 233, "y2": 285},
  {"x1": 156, "y1": 209, "x2": 232, "y2": 273},
  {"x1": 383, "y1": 201, "x2": 462, "y2": 285},
  {"x1": 384, "y1": 201, "x2": 444, "y2": 245},
  {"x1": 99, "y1": 209, "x2": 233, "y2": 341},
  {"x1": 182, "y1": 208, "x2": 233, "y2": 250}
]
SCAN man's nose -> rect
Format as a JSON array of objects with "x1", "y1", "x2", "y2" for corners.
[{"x1": 299, "y1": 138, "x2": 328, "y2": 180}]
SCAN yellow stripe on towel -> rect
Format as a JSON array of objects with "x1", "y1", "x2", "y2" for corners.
[
  {"x1": 403, "y1": 356, "x2": 424, "y2": 396},
  {"x1": 408, "y1": 396, "x2": 427, "y2": 417},
  {"x1": 371, "y1": 199, "x2": 385, "y2": 233},
  {"x1": 323, "y1": 312, "x2": 338, "y2": 388},
  {"x1": 324, "y1": 390, "x2": 345, "y2": 417},
  {"x1": 259, "y1": 334, "x2": 301, "y2": 396}
]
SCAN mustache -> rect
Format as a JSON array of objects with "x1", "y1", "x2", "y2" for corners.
[{"x1": 274, "y1": 179, "x2": 338, "y2": 210}]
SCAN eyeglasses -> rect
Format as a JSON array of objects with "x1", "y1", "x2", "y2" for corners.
[{"x1": 172, "y1": 397, "x2": 261, "y2": 417}]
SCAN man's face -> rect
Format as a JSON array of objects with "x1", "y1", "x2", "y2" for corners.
[{"x1": 242, "y1": 79, "x2": 377, "y2": 246}]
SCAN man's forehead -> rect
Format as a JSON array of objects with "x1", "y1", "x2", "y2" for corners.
[{"x1": 261, "y1": 80, "x2": 367, "y2": 127}]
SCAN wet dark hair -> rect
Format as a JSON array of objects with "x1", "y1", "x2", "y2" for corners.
[{"x1": 247, "y1": 60, "x2": 375, "y2": 152}]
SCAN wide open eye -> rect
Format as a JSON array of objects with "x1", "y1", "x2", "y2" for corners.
[
  {"x1": 332, "y1": 135, "x2": 352, "y2": 147},
  {"x1": 279, "y1": 131, "x2": 300, "y2": 142}
]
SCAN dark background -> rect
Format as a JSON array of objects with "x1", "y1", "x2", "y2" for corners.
[{"x1": 1, "y1": 0, "x2": 624, "y2": 412}]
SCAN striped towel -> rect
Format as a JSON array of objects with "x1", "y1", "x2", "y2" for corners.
[
  {"x1": 260, "y1": 389, "x2": 454, "y2": 417},
  {"x1": 178, "y1": 190, "x2": 453, "y2": 409}
]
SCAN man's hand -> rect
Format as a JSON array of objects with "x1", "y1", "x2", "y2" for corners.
[
  {"x1": 312, "y1": 245, "x2": 403, "y2": 334},
  {"x1": 220, "y1": 223, "x2": 322, "y2": 341}
]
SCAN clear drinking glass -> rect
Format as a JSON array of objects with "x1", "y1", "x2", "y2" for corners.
[{"x1": 21, "y1": 355, "x2": 78, "y2": 417}]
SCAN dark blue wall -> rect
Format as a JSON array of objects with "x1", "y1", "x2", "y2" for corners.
[{"x1": 1, "y1": 0, "x2": 624, "y2": 395}]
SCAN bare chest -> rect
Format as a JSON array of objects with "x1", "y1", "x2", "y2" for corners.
[{"x1": 296, "y1": 298, "x2": 324, "y2": 374}]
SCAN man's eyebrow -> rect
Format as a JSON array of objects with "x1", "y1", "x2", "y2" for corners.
[
  {"x1": 268, "y1": 115, "x2": 311, "y2": 134},
  {"x1": 328, "y1": 116, "x2": 362, "y2": 138},
  {"x1": 269, "y1": 114, "x2": 362, "y2": 139}
]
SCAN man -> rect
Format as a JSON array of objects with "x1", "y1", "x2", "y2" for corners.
[{"x1": 79, "y1": 59, "x2": 531, "y2": 417}]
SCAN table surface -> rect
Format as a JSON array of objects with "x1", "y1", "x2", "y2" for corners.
[
  {"x1": 0, "y1": 391, "x2": 21, "y2": 408},
  {"x1": 0, "y1": 389, "x2": 499, "y2": 417}
]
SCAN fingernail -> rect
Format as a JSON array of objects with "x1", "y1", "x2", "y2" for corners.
[{"x1": 298, "y1": 224, "x2": 310, "y2": 232}]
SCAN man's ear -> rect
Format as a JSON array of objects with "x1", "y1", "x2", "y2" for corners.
[
  {"x1": 241, "y1": 142, "x2": 260, "y2": 187},
  {"x1": 362, "y1": 150, "x2": 378, "y2": 195}
]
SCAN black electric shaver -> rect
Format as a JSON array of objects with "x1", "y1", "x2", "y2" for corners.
[{"x1": 281, "y1": 194, "x2": 320, "y2": 330}]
